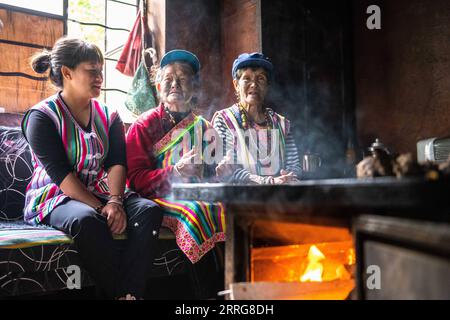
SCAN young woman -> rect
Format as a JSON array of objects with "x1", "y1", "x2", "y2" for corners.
[{"x1": 22, "y1": 37, "x2": 163, "y2": 300}]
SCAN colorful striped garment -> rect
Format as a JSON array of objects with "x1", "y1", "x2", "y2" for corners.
[
  {"x1": 152, "y1": 112, "x2": 226, "y2": 263},
  {"x1": 212, "y1": 104, "x2": 298, "y2": 177},
  {"x1": 21, "y1": 93, "x2": 118, "y2": 225}
]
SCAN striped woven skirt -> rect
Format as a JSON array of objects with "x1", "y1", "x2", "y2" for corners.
[{"x1": 153, "y1": 198, "x2": 226, "y2": 263}]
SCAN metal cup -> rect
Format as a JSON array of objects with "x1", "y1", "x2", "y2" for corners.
[{"x1": 302, "y1": 154, "x2": 322, "y2": 172}]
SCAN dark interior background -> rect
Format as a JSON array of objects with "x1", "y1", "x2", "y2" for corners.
[{"x1": 2, "y1": 0, "x2": 450, "y2": 178}]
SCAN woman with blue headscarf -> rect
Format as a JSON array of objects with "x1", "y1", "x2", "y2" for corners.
[
  {"x1": 126, "y1": 49, "x2": 225, "y2": 264},
  {"x1": 212, "y1": 52, "x2": 301, "y2": 184}
]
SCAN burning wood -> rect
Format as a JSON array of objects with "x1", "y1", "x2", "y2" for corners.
[
  {"x1": 250, "y1": 242, "x2": 355, "y2": 299},
  {"x1": 300, "y1": 245, "x2": 325, "y2": 282},
  {"x1": 251, "y1": 241, "x2": 355, "y2": 283},
  {"x1": 300, "y1": 245, "x2": 352, "y2": 282},
  {"x1": 249, "y1": 222, "x2": 356, "y2": 300}
]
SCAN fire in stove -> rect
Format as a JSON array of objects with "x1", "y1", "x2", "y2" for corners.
[
  {"x1": 249, "y1": 222, "x2": 356, "y2": 300},
  {"x1": 300, "y1": 245, "x2": 354, "y2": 282}
]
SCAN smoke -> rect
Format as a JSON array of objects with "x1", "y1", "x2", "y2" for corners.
[
  {"x1": 161, "y1": 0, "x2": 354, "y2": 180},
  {"x1": 267, "y1": 79, "x2": 349, "y2": 179}
]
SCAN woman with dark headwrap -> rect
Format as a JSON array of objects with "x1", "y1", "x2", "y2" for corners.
[{"x1": 213, "y1": 52, "x2": 301, "y2": 184}]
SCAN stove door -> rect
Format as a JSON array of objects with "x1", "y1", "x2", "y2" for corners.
[{"x1": 354, "y1": 215, "x2": 450, "y2": 300}]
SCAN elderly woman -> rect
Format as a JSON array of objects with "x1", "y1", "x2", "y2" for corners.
[
  {"x1": 126, "y1": 49, "x2": 225, "y2": 264},
  {"x1": 22, "y1": 37, "x2": 163, "y2": 300},
  {"x1": 213, "y1": 52, "x2": 301, "y2": 184}
]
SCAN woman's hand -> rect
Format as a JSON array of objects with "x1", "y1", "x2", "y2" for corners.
[
  {"x1": 273, "y1": 170, "x2": 300, "y2": 184},
  {"x1": 216, "y1": 150, "x2": 238, "y2": 178},
  {"x1": 101, "y1": 203, "x2": 127, "y2": 235},
  {"x1": 174, "y1": 146, "x2": 203, "y2": 179}
]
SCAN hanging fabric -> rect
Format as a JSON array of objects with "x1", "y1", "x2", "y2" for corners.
[
  {"x1": 124, "y1": 48, "x2": 158, "y2": 116},
  {"x1": 116, "y1": 0, "x2": 152, "y2": 77},
  {"x1": 119, "y1": 0, "x2": 159, "y2": 116}
]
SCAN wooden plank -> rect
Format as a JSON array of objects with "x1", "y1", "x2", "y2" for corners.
[
  {"x1": 0, "y1": 8, "x2": 63, "y2": 113},
  {"x1": 230, "y1": 280, "x2": 355, "y2": 300},
  {"x1": 0, "y1": 44, "x2": 46, "y2": 75},
  {"x1": 0, "y1": 74, "x2": 55, "y2": 113},
  {"x1": 0, "y1": 9, "x2": 63, "y2": 47}
]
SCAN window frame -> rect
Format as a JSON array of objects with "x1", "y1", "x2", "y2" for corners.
[{"x1": 67, "y1": 0, "x2": 140, "y2": 121}]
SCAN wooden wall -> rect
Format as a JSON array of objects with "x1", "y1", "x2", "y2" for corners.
[
  {"x1": 165, "y1": 0, "x2": 222, "y2": 119},
  {"x1": 146, "y1": 0, "x2": 354, "y2": 178},
  {"x1": 146, "y1": 0, "x2": 261, "y2": 118},
  {"x1": 221, "y1": 0, "x2": 261, "y2": 108},
  {"x1": 0, "y1": 8, "x2": 63, "y2": 114},
  {"x1": 147, "y1": 0, "x2": 165, "y2": 62},
  {"x1": 353, "y1": 0, "x2": 450, "y2": 155}
]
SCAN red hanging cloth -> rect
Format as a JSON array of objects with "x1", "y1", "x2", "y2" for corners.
[{"x1": 116, "y1": 10, "x2": 146, "y2": 77}]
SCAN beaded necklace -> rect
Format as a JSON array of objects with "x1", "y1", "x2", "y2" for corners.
[
  {"x1": 237, "y1": 103, "x2": 276, "y2": 164},
  {"x1": 237, "y1": 103, "x2": 273, "y2": 130}
]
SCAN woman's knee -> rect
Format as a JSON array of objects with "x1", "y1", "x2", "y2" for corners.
[
  {"x1": 126, "y1": 197, "x2": 163, "y2": 230},
  {"x1": 68, "y1": 205, "x2": 107, "y2": 238}
]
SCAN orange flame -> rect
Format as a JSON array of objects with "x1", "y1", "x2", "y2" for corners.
[
  {"x1": 300, "y1": 245, "x2": 325, "y2": 282},
  {"x1": 300, "y1": 245, "x2": 353, "y2": 282}
]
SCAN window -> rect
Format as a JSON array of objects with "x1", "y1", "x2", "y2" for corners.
[
  {"x1": 68, "y1": 0, "x2": 140, "y2": 123},
  {"x1": 0, "y1": 0, "x2": 140, "y2": 122}
]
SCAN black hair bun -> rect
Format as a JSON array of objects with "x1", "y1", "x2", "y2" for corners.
[{"x1": 31, "y1": 52, "x2": 51, "y2": 74}]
